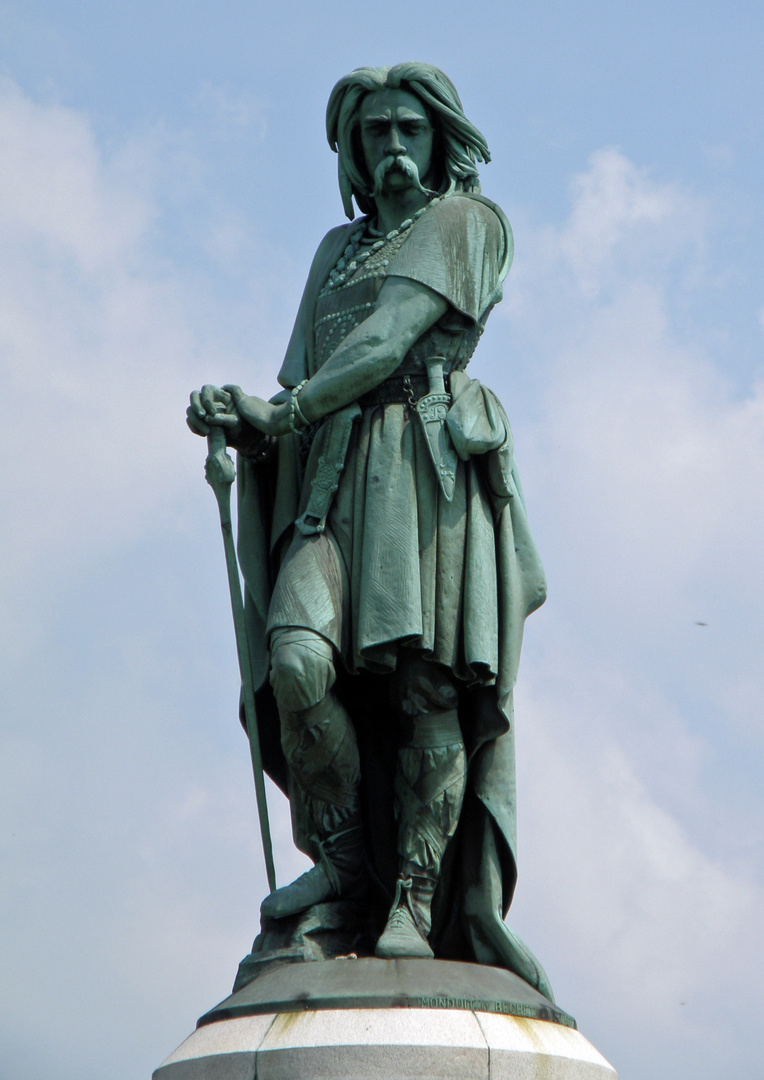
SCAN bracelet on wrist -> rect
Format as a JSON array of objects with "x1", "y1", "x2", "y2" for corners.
[
  {"x1": 292, "y1": 390, "x2": 310, "y2": 429},
  {"x1": 288, "y1": 380, "x2": 310, "y2": 434}
]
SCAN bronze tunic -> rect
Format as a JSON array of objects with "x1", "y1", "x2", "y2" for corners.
[{"x1": 267, "y1": 195, "x2": 524, "y2": 682}]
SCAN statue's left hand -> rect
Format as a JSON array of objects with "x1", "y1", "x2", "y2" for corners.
[
  {"x1": 187, "y1": 384, "x2": 241, "y2": 438},
  {"x1": 222, "y1": 385, "x2": 291, "y2": 437}
]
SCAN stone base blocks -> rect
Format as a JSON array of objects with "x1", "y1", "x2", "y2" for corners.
[
  {"x1": 153, "y1": 960, "x2": 617, "y2": 1080},
  {"x1": 154, "y1": 1008, "x2": 615, "y2": 1080}
]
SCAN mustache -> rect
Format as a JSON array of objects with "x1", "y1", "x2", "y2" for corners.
[{"x1": 371, "y1": 155, "x2": 437, "y2": 199}]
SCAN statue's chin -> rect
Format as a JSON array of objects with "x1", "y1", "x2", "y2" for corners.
[{"x1": 377, "y1": 173, "x2": 416, "y2": 195}]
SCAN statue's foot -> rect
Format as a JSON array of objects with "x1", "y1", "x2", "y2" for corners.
[
  {"x1": 262, "y1": 823, "x2": 369, "y2": 921},
  {"x1": 260, "y1": 864, "x2": 336, "y2": 920},
  {"x1": 375, "y1": 902, "x2": 434, "y2": 959}
]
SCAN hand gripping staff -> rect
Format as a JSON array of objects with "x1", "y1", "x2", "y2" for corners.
[{"x1": 204, "y1": 421, "x2": 277, "y2": 894}]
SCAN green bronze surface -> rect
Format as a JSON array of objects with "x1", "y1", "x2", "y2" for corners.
[
  {"x1": 187, "y1": 63, "x2": 552, "y2": 999},
  {"x1": 197, "y1": 959, "x2": 576, "y2": 1030}
]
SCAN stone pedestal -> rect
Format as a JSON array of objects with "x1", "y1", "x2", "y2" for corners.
[{"x1": 153, "y1": 959, "x2": 617, "y2": 1080}]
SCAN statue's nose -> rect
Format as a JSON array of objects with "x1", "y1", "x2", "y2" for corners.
[{"x1": 385, "y1": 127, "x2": 406, "y2": 156}]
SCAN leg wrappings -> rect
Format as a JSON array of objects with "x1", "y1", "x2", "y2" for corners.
[
  {"x1": 262, "y1": 632, "x2": 366, "y2": 919},
  {"x1": 281, "y1": 692, "x2": 361, "y2": 812},
  {"x1": 394, "y1": 733, "x2": 467, "y2": 882}
]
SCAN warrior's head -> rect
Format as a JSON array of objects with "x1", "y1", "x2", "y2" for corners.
[{"x1": 326, "y1": 63, "x2": 491, "y2": 220}]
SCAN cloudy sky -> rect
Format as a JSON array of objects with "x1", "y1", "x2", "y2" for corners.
[{"x1": 1, "y1": 3, "x2": 762, "y2": 1077}]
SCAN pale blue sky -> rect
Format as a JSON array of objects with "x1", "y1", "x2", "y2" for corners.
[{"x1": 1, "y1": 4, "x2": 762, "y2": 1079}]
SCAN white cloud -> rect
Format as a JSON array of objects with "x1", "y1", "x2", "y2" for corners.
[
  {"x1": 0, "y1": 78, "x2": 151, "y2": 268},
  {"x1": 496, "y1": 149, "x2": 764, "y2": 1076},
  {"x1": 0, "y1": 85, "x2": 185, "y2": 612},
  {"x1": 0, "y1": 79, "x2": 297, "y2": 668},
  {"x1": 0, "y1": 81, "x2": 300, "y2": 1078},
  {"x1": 513, "y1": 670, "x2": 763, "y2": 1076},
  {"x1": 558, "y1": 148, "x2": 707, "y2": 298},
  {"x1": 196, "y1": 81, "x2": 267, "y2": 139},
  {"x1": 503, "y1": 148, "x2": 764, "y2": 679}
]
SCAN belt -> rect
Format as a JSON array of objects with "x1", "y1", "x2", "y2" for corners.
[{"x1": 358, "y1": 374, "x2": 431, "y2": 408}]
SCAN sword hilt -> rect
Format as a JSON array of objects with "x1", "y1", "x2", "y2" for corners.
[{"x1": 423, "y1": 355, "x2": 448, "y2": 397}]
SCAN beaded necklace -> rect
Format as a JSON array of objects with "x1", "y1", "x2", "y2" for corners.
[{"x1": 326, "y1": 196, "x2": 440, "y2": 290}]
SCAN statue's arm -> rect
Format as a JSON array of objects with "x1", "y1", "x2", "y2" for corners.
[
  {"x1": 295, "y1": 277, "x2": 447, "y2": 423},
  {"x1": 218, "y1": 278, "x2": 447, "y2": 436}
]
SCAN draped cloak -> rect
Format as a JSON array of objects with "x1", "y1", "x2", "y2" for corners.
[{"x1": 235, "y1": 194, "x2": 553, "y2": 999}]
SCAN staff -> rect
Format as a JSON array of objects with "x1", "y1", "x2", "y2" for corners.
[{"x1": 205, "y1": 420, "x2": 277, "y2": 894}]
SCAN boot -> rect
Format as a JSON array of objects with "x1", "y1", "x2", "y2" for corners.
[
  {"x1": 263, "y1": 689, "x2": 366, "y2": 920},
  {"x1": 260, "y1": 819, "x2": 367, "y2": 919},
  {"x1": 375, "y1": 719, "x2": 467, "y2": 959},
  {"x1": 375, "y1": 875, "x2": 436, "y2": 958}
]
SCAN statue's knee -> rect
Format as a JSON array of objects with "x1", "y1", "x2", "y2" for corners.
[
  {"x1": 269, "y1": 630, "x2": 336, "y2": 715},
  {"x1": 392, "y1": 651, "x2": 459, "y2": 723}
]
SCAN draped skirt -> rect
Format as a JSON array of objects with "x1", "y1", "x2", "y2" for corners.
[{"x1": 267, "y1": 402, "x2": 502, "y2": 685}]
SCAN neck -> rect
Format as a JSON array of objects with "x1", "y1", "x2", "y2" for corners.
[{"x1": 372, "y1": 189, "x2": 430, "y2": 234}]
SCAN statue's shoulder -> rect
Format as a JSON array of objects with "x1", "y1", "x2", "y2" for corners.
[
  {"x1": 316, "y1": 220, "x2": 359, "y2": 253},
  {"x1": 314, "y1": 220, "x2": 362, "y2": 261},
  {"x1": 431, "y1": 192, "x2": 506, "y2": 225},
  {"x1": 306, "y1": 220, "x2": 365, "y2": 286},
  {"x1": 429, "y1": 194, "x2": 514, "y2": 279}
]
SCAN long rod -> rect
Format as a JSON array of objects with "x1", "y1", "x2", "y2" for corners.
[{"x1": 206, "y1": 426, "x2": 277, "y2": 894}]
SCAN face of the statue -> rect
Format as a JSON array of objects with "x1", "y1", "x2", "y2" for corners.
[{"x1": 359, "y1": 87, "x2": 435, "y2": 197}]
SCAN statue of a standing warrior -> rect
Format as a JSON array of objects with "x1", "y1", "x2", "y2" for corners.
[{"x1": 188, "y1": 63, "x2": 551, "y2": 997}]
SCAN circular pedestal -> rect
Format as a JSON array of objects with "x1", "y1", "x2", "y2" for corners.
[{"x1": 153, "y1": 960, "x2": 617, "y2": 1080}]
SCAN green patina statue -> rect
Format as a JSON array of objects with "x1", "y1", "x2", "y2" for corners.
[{"x1": 188, "y1": 63, "x2": 551, "y2": 998}]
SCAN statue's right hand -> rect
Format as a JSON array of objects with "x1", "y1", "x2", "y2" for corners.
[{"x1": 186, "y1": 385, "x2": 237, "y2": 437}]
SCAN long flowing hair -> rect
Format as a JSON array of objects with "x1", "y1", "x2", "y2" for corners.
[{"x1": 326, "y1": 63, "x2": 491, "y2": 219}]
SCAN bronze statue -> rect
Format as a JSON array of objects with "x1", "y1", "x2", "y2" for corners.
[{"x1": 188, "y1": 63, "x2": 550, "y2": 997}]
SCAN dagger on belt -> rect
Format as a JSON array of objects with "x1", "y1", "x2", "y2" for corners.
[{"x1": 415, "y1": 355, "x2": 459, "y2": 501}]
